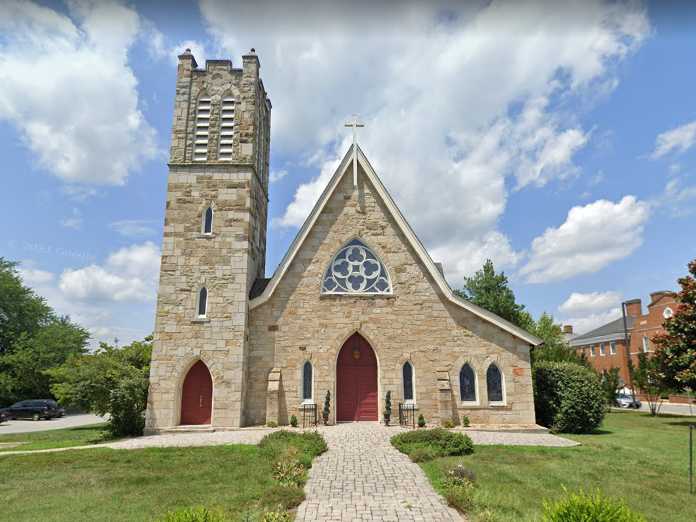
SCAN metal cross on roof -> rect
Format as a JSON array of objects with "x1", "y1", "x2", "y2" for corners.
[{"x1": 345, "y1": 115, "x2": 365, "y2": 186}]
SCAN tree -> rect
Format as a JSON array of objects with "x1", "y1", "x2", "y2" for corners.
[
  {"x1": 456, "y1": 259, "x2": 532, "y2": 330},
  {"x1": 48, "y1": 337, "x2": 152, "y2": 437},
  {"x1": 653, "y1": 259, "x2": 696, "y2": 391},
  {"x1": 630, "y1": 352, "x2": 667, "y2": 416},
  {"x1": 600, "y1": 368, "x2": 621, "y2": 406},
  {"x1": 0, "y1": 259, "x2": 52, "y2": 354},
  {"x1": 530, "y1": 313, "x2": 590, "y2": 368},
  {"x1": 0, "y1": 317, "x2": 88, "y2": 404}
]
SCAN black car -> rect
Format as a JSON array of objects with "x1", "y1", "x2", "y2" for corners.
[{"x1": 0, "y1": 399, "x2": 62, "y2": 421}]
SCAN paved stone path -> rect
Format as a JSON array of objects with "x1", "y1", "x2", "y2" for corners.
[{"x1": 296, "y1": 423, "x2": 462, "y2": 522}]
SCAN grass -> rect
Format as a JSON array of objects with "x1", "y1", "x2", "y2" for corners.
[
  {"x1": 419, "y1": 411, "x2": 696, "y2": 522},
  {"x1": 0, "y1": 423, "x2": 110, "y2": 451},
  {"x1": 0, "y1": 430, "x2": 324, "y2": 521}
]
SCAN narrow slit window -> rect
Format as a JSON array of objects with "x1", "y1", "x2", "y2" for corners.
[
  {"x1": 402, "y1": 362, "x2": 414, "y2": 401},
  {"x1": 218, "y1": 96, "x2": 235, "y2": 161},
  {"x1": 302, "y1": 361, "x2": 313, "y2": 401},
  {"x1": 197, "y1": 287, "x2": 208, "y2": 317},
  {"x1": 203, "y1": 206, "x2": 213, "y2": 234},
  {"x1": 193, "y1": 96, "x2": 211, "y2": 161},
  {"x1": 459, "y1": 364, "x2": 476, "y2": 402},
  {"x1": 486, "y1": 364, "x2": 503, "y2": 403}
]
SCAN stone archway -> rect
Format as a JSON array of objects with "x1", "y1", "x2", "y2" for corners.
[
  {"x1": 336, "y1": 333, "x2": 378, "y2": 421},
  {"x1": 180, "y1": 360, "x2": 213, "y2": 425}
]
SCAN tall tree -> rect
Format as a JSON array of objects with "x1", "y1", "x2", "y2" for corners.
[
  {"x1": 529, "y1": 312, "x2": 590, "y2": 368},
  {"x1": 653, "y1": 258, "x2": 696, "y2": 390},
  {"x1": 0, "y1": 259, "x2": 52, "y2": 354},
  {"x1": 456, "y1": 259, "x2": 532, "y2": 329}
]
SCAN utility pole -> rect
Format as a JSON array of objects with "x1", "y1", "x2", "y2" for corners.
[{"x1": 621, "y1": 301, "x2": 635, "y2": 401}]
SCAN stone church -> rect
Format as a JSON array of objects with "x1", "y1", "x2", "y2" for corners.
[{"x1": 145, "y1": 50, "x2": 540, "y2": 433}]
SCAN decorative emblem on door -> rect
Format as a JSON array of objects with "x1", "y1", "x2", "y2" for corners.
[{"x1": 352, "y1": 347, "x2": 361, "y2": 360}]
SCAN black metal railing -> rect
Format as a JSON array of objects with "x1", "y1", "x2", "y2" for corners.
[
  {"x1": 398, "y1": 402, "x2": 416, "y2": 429},
  {"x1": 301, "y1": 403, "x2": 318, "y2": 428}
]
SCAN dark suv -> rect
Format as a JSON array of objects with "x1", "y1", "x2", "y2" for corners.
[{"x1": 1, "y1": 400, "x2": 62, "y2": 421}]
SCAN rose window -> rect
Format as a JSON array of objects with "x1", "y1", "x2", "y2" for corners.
[{"x1": 321, "y1": 238, "x2": 392, "y2": 294}]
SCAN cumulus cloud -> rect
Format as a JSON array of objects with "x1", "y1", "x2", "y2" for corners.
[
  {"x1": 651, "y1": 120, "x2": 696, "y2": 159},
  {"x1": 17, "y1": 265, "x2": 55, "y2": 286},
  {"x1": 659, "y1": 178, "x2": 696, "y2": 217},
  {"x1": 559, "y1": 291, "x2": 622, "y2": 315},
  {"x1": 520, "y1": 196, "x2": 650, "y2": 283},
  {"x1": 0, "y1": 0, "x2": 157, "y2": 186},
  {"x1": 199, "y1": 0, "x2": 648, "y2": 282},
  {"x1": 564, "y1": 308, "x2": 623, "y2": 335},
  {"x1": 59, "y1": 241, "x2": 160, "y2": 302}
]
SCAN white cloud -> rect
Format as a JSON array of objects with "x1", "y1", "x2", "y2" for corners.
[
  {"x1": 559, "y1": 291, "x2": 622, "y2": 315},
  {"x1": 564, "y1": 307, "x2": 623, "y2": 335},
  {"x1": 60, "y1": 208, "x2": 82, "y2": 230},
  {"x1": 520, "y1": 196, "x2": 650, "y2": 283},
  {"x1": 269, "y1": 169, "x2": 288, "y2": 184},
  {"x1": 199, "y1": 1, "x2": 648, "y2": 282},
  {"x1": 651, "y1": 120, "x2": 696, "y2": 159},
  {"x1": 59, "y1": 241, "x2": 160, "y2": 302},
  {"x1": 659, "y1": 178, "x2": 696, "y2": 217},
  {"x1": 17, "y1": 265, "x2": 55, "y2": 286},
  {"x1": 109, "y1": 219, "x2": 159, "y2": 238},
  {"x1": 0, "y1": 0, "x2": 157, "y2": 186}
]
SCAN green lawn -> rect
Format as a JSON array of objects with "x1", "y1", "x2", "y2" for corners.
[
  {"x1": 0, "y1": 432, "x2": 323, "y2": 521},
  {"x1": 420, "y1": 411, "x2": 696, "y2": 521},
  {"x1": 0, "y1": 423, "x2": 110, "y2": 451}
]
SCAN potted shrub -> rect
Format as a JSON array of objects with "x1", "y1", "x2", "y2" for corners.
[
  {"x1": 383, "y1": 391, "x2": 392, "y2": 426},
  {"x1": 322, "y1": 391, "x2": 331, "y2": 425}
]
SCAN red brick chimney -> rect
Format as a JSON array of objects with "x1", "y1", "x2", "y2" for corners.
[
  {"x1": 624, "y1": 299, "x2": 642, "y2": 318},
  {"x1": 649, "y1": 291, "x2": 671, "y2": 305}
]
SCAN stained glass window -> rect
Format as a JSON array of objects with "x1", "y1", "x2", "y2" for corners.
[
  {"x1": 321, "y1": 238, "x2": 392, "y2": 294},
  {"x1": 403, "y1": 362, "x2": 414, "y2": 401},
  {"x1": 459, "y1": 364, "x2": 476, "y2": 402},
  {"x1": 302, "y1": 361, "x2": 312, "y2": 401},
  {"x1": 486, "y1": 364, "x2": 503, "y2": 403}
]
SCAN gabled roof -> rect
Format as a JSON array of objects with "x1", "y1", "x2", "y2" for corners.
[
  {"x1": 249, "y1": 145, "x2": 542, "y2": 346},
  {"x1": 568, "y1": 316, "x2": 634, "y2": 347}
]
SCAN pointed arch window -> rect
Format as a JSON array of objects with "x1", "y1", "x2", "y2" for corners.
[
  {"x1": 302, "y1": 361, "x2": 313, "y2": 402},
  {"x1": 459, "y1": 364, "x2": 477, "y2": 402},
  {"x1": 402, "y1": 362, "x2": 414, "y2": 402},
  {"x1": 486, "y1": 364, "x2": 504, "y2": 403},
  {"x1": 321, "y1": 238, "x2": 392, "y2": 294},
  {"x1": 202, "y1": 206, "x2": 213, "y2": 234},
  {"x1": 197, "y1": 287, "x2": 208, "y2": 318}
]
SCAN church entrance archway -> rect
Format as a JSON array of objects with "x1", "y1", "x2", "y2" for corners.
[
  {"x1": 180, "y1": 360, "x2": 213, "y2": 425},
  {"x1": 337, "y1": 333, "x2": 378, "y2": 421}
]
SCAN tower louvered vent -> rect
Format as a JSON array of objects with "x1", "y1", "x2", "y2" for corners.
[
  {"x1": 193, "y1": 97, "x2": 211, "y2": 161},
  {"x1": 218, "y1": 96, "x2": 235, "y2": 161}
]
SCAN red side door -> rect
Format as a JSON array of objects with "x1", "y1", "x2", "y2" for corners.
[
  {"x1": 337, "y1": 333, "x2": 378, "y2": 421},
  {"x1": 180, "y1": 360, "x2": 213, "y2": 425}
]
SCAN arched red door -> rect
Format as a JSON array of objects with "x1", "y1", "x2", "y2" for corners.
[
  {"x1": 337, "y1": 333, "x2": 378, "y2": 421},
  {"x1": 180, "y1": 360, "x2": 213, "y2": 425}
]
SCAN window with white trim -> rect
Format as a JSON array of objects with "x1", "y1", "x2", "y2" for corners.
[
  {"x1": 599, "y1": 343, "x2": 606, "y2": 356},
  {"x1": 610, "y1": 341, "x2": 617, "y2": 355},
  {"x1": 459, "y1": 363, "x2": 476, "y2": 402},
  {"x1": 486, "y1": 364, "x2": 504, "y2": 403},
  {"x1": 202, "y1": 206, "x2": 213, "y2": 235},
  {"x1": 302, "y1": 361, "x2": 313, "y2": 402},
  {"x1": 193, "y1": 96, "x2": 211, "y2": 161},
  {"x1": 402, "y1": 362, "x2": 414, "y2": 402},
  {"x1": 590, "y1": 345, "x2": 596, "y2": 357},
  {"x1": 642, "y1": 336, "x2": 650, "y2": 353},
  {"x1": 197, "y1": 287, "x2": 208, "y2": 318},
  {"x1": 218, "y1": 96, "x2": 235, "y2": 160}
]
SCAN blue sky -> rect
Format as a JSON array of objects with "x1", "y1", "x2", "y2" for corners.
[{"x1": 1, "y1": 0, "x2": 695, "y2": 345}]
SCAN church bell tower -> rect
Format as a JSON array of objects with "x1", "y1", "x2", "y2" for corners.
[{"x1": 145, "y1": 49, "x2": 271, "y2": 432}]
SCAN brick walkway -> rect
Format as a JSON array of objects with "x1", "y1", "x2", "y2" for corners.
[{"x1": 296, "y1": 423, "x2": 462, "y2": 522}]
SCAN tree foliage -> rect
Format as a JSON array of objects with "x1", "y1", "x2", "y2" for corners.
[
  {"x1": 456, "y1": 259, "x2": 533, "y2": 330},
  {"x1": 600, "y1": 368, "x2": 621, "y2": 406},
  {"x1": 529, "y1": 313, "x2": 590, "y2": 368},
  {"x1": 653, "y1": 258, "x2": 696, "y2": 391},
  {"x1": 48, "y1": 337, "x2": 152, "y2": 437},
  {"x1": 630, "y1": 352, "x2": 666, "y2": 416}
]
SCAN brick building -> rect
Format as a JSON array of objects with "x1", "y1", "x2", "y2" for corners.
[
  {"x1": 568, "y1": 291, "x2": 678, "y2": 386},
  {"x1": 144, "y1": 51, "x2": 541, "y2": 433}
]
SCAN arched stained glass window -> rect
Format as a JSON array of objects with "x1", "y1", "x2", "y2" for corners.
[
  {"x1": 402, "y1": 362, "x2": 414, "y2": 401},
  {"x1": 459, "y1": 364, "x2": 476, "y2": 402},
  {"x1": 302, "y1": 361, "x2": 313, "y2": 401},
  {"x1": 321, "y1": 238, "x2": 392, "y2": 294},
  {"x1": 197, "y1": 287, "x2": 208, "y2": 317},
  {"x1": 203, "y1": 206, "x2": 213, "y2": 234},
  {"x1": 486, "y1": 364, "x2": 503, "y2": 403}
]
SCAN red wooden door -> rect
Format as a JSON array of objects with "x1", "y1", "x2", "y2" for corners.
[
  {"x1": 180, "y1": 360, "x2": 213, "y2": 425},
  {"x1": 337, "y1": 333, "x2": 378, "y2": 421}
]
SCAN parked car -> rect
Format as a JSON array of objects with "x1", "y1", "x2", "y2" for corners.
[
  {"x1": 0, "y1": 410, "x2": 8, "y2": 424},
  {"x1": 0, "y1": 399, "x2": 62, "y2": 421},
  {"x1": 616, "y1": 393, "x2": 641, "y2": 409}
]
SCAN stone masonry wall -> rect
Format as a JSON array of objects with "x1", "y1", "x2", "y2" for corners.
[{"x1": 246, "y1": 165, "x2": 536, "y2": 427}]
